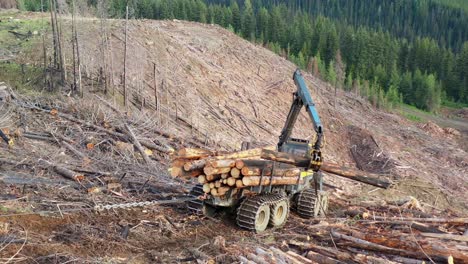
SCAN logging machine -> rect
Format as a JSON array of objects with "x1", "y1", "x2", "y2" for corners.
[{"x1": 188, "y1": 69, "x2": 328, "y2": 232}]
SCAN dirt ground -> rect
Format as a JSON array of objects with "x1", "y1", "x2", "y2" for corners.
[{"x1": 0, "y1": 10, "x2": 467, "y2": 263}]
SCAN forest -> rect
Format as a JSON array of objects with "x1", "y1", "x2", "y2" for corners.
[{"x1": 19, "y1": 0, "x2": 468, "y2": 112}]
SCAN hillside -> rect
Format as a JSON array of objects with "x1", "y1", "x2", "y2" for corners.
[{"x1": 0, "y1": 11, "x2": 467, "y2": 263}]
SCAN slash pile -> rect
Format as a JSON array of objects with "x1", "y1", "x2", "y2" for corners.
[{"x1": 170, "y1": 148, "x2": 305, "y2": 197}]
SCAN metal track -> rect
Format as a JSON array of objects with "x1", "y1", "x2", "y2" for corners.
[
  {"x1": 187, "y1": 184, "x2": 206, "y2": 215},
  {"x1": 296, "y1": 188, "x2": 318, "y2": 218},
  {"x1": 236, "y1": 193, "x2": 285, "y2": 231}
]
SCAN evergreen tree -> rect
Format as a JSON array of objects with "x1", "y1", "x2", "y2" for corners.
[
  {"x1": 241, "y1": 0, "x2": 255, "y2": 40},
  {"x1": 231, "y1": 1, "x2": 241, "y2": 33},
  {"x1": 345, "y1": 72, "x2": 353, "y2": 91},
  {"x1": 327, "y1": 61, "x2": 337, "y2": 86}
]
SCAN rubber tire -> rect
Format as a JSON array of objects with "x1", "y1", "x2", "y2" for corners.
[
  {"x1": 254, "y1": 204, "x2": 271, "y2": 233},
  {"x1": 269, "y1": 199, "x2": 289, "y2": 227}
]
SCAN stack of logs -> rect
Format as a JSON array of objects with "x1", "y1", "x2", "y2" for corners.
[
  {"x1": 170, "y1": 148, "x2": 305, "y2": 197},
  {"x1": 170, "y1": 148, "x2": 393, "y2": 197}
]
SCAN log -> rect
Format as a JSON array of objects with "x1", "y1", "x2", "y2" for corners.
[
  {"x1": 241, "y1": 166, "x2": 301, "y2": 177},
  {"x1": 170, "y1": 166, "x2": 182, "y2": 178},
  {"x1": 217, "y1": 187, "x2": 230, "y2": 196},
  {"x1": 246, "y1": 253, "x2": 271, "y2": 264},
  {"x1": 289, "y1": 240, "x2": 352, "y2": 262},
  {"x1": 420, "y1": 233, "x2": 468, "y2": 242},
  {"x1": 306, "y1": 251, "x2": 342, "y2": 264},
  {"x1": 260, "y1": 149, "x2": 310, "y2": 167},
  {"x1": 235, "y1": 159, "x2": 245, "y2": 169},
  {"x1": 269, "y1": 247, "x2": 303, "y2": 264},
  {"x1": 286, "y1": 250, "x2": 314, "y2": 264},
  {"x1": 207, "y1": 159, "x2": 236, "y2": 168},
  {"x1": 370, "y1": 216, "x2": 468, "y2": 224},
  {"x1": 227, "y1": 177, "x2": 236, "y2": 186},
  {"x1": 206, "y1": 174, "x2": 221, "y2": 182},
  {"x1": 202, "y1": 183, "x2": 210, "y2": 193},
  {"x1": 242, "y1": 176, "x2": 303, "y2": 187},
  {"x1": 333, "y1": 229, "x2": 467, "y2": 262},
  {"x1": 54, "y1": 165, "x2": 84, "y2": 181},
  {"x1": 204, "y1": 166, "x2": 232, "y2": 176},
  {"x1": 209, "y1": 183, "x2": 215, "y2": 189},
  {"x1": 236, "y1": 179, "x2": 244, "y2": 188},
  {"x1": 214, "y1": 148, "x2": 262, "y2": 160},
  {"x1": 183, "y1": 159, "x2": 207, "y2": 171},
  {"x1": 260, "y1": 149, "x2": 392, "y2": 188},
  {"x1": 320, "y1": 163, "x2": 392, "y2": 189},
  {"x1": 140, "y1": 140, "x2": 173, "y2": 154},
  {"x1": 61, "y1": 140, "x2": 86, "y2": 159},
  {"x1": 171, "y1": 167, "x2": 202, "y2": 178},
  {"x1": 221, "y1": 173, "x2": 229, "y2": 179},
  {"x1": 198, "y1": 175, "x2": 206, "y2": 184},
  {"x1": 230, "y1": 167, "x2": 241, "y2": 178},
  {"x1": 210, "y1": 188, "x2": 218, "y2": 196},
  {"x1": 177, "y1": 148, "x2": 217, "y2": 159},
  {"x1": 124, "y1": 124, "x2": 151, "y2": 164}
]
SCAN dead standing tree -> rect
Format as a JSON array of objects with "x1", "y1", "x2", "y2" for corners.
[
  {"x1": 48, "y1": 0, "x2": 65, "y2": 88},
  {"x1": 123, "y1": 5, "x2": 129, "y2": 107},
  {"x1": 71, "y1": 0, "x2": 82, "y2": 96}
]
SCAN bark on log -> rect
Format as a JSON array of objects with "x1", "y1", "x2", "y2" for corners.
[
  {"x1": 260, "y1": 149, "x2": 392, "y2": 188},
  {"x1": 177, "y1": 148, "x2": 217, "y2": 159},
  {"x1": 370, "y1": 216, "x2": 468, "y2": 224},
  {"x1": 321, "y1": 163, "x2": 392, "y2": 189},
  {"x1": 124, "y1": 124, "x2": 151, "y2": 164},
  {"x1": 204, "y1": 166, "x2": 231, "y2": 176},
  {"x1": 183, "y1": 159, "x2": 207, "y2": 171},
  {"x1": 333, "y1": 229, "x2": 467, "y2": 262},
  {"x1": 420, "y1": 233, "x2": 468, "y2": 242},
  {"x1": 207, "y1": 159, "x2": 236, "y2": 168},
  {"x1": 242, "y1": 176, "x2": 303, "y2": 187},
  {"x1": 260, "y1": 149, "x2": 310, "y2": 167},
  {"x1": 54, "y1": 165, "x2": 84, "y2": 181},
  {"x1": 306, "y1": 251, "x2": 342, "y2": 264},
  {"x1": 214, "y1": 148, "x2": 262, "y2": 160},
  {"x1": 241, "y1": 166, "x2": 301, "y2": 177},
  {"x1": 289, "y1": 240, "x2": 352, "y2": 262},
  {"x1": 140, "y1": 140, "x2": 173, "y2": 154},
  {"x1": 171, "y1": 167, "x2": 202, "y2": 178},
  {"x1": 286, "y1": 250, "x2": 314, "y2": 264},
  {"x1": 61, "y1": 140, "x2": 86, "y2": 159}
]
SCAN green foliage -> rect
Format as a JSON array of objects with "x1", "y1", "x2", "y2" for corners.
[
  {"x1": 326, "y1": 61, "x2": 337, "y2": 86},
  {"x1": 345, "y1": 72, "x2": 352, "y2": 91},
  {"x1": 403, "y1": 113, "x2": 424, "y2": 122},
  {"x1": 18, "y1": 0, "x2": 468, "y2": 112}
]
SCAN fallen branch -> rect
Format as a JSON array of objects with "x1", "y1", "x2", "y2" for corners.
[
  {"x1": 124, "y1": 124, "x2": 151, "y2": 164},
  {"x1": 420, "y1": 233, "x2": 468, "y2": 242}
]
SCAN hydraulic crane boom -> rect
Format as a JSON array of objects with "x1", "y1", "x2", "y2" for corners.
[{"x1": 277, "y1": 69, "x2": 323, "y2": 169}]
